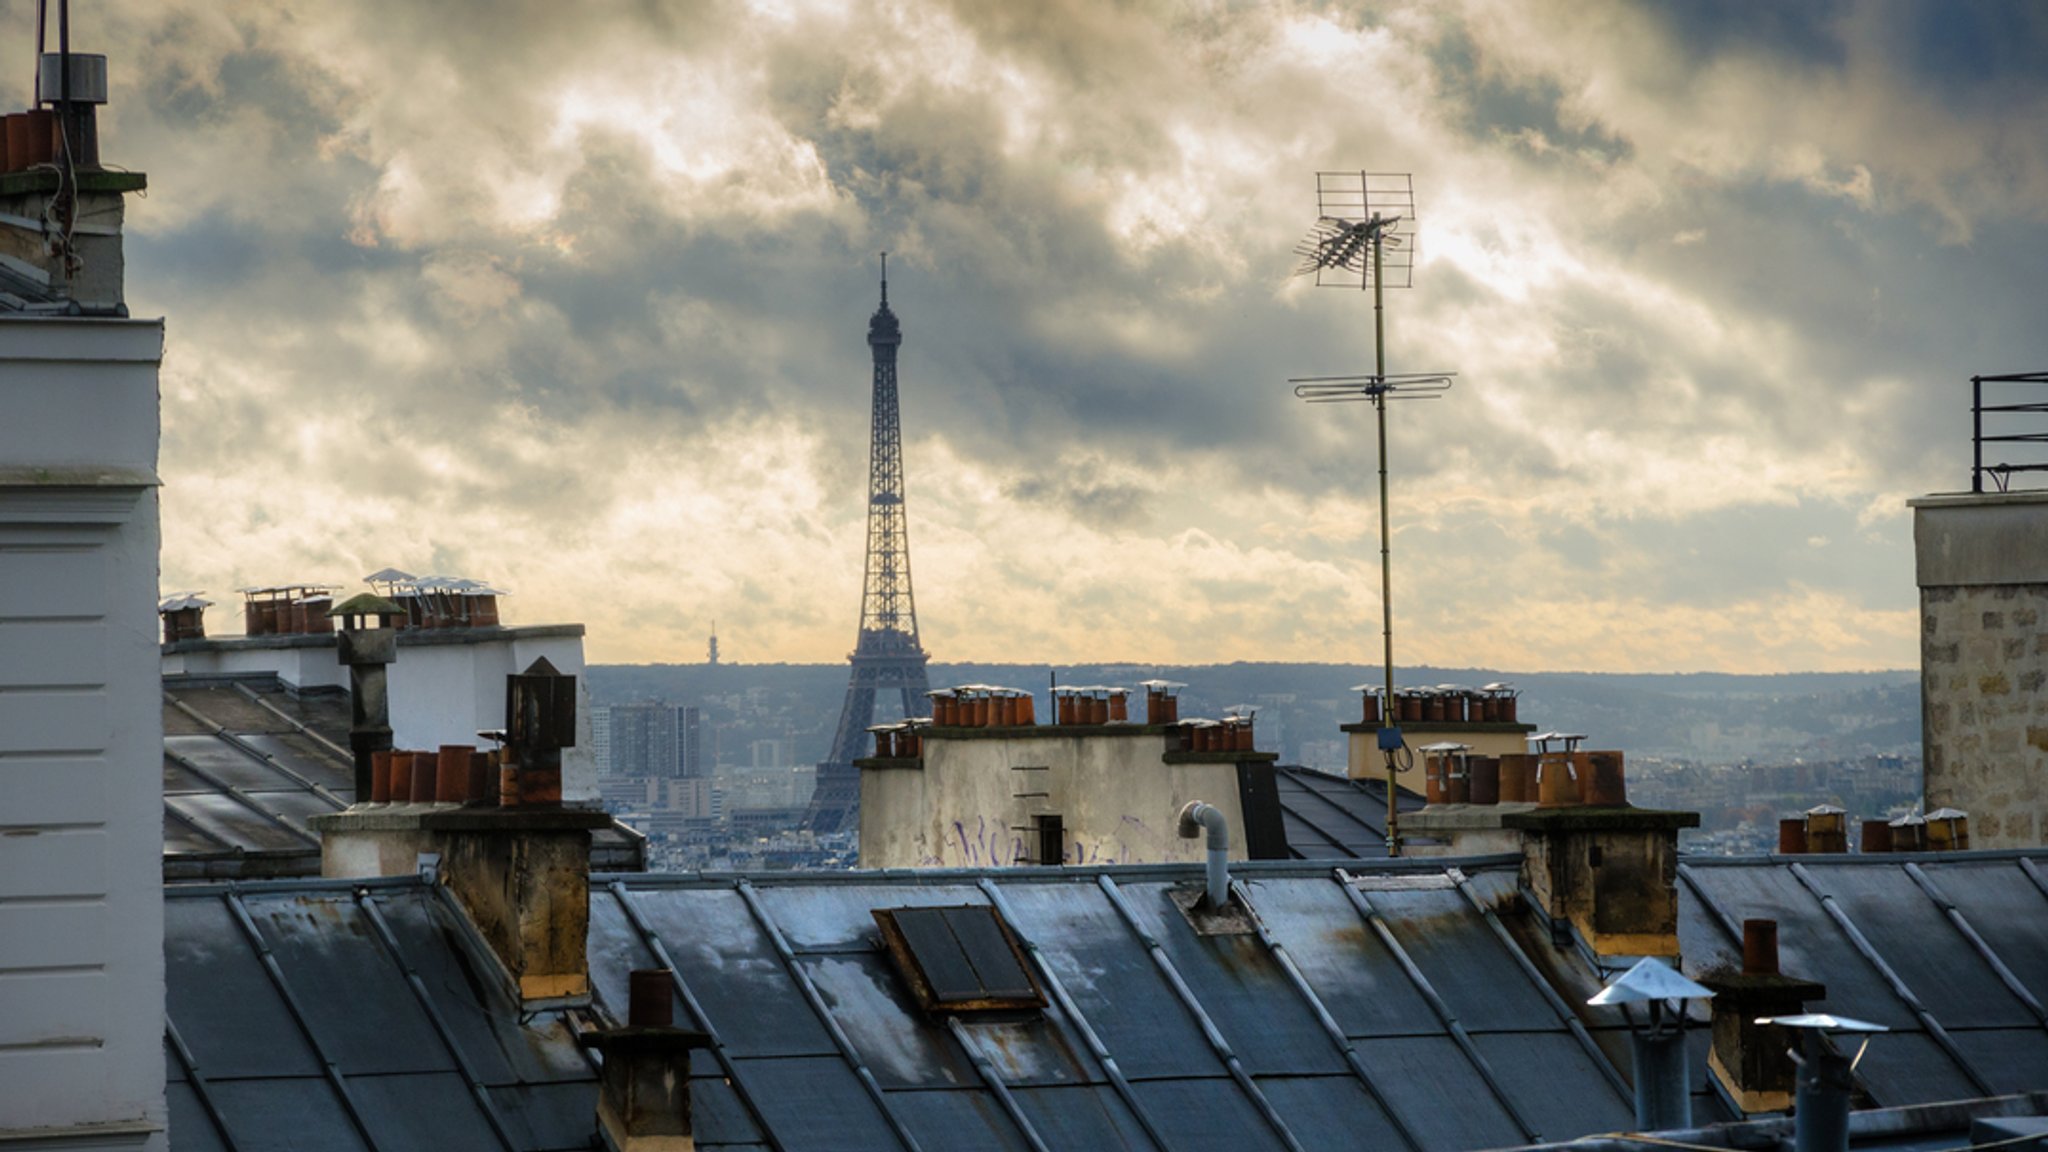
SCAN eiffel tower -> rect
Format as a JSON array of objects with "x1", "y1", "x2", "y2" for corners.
[{"x1": 805, "y1": 256, "x2": 932, "y2": 835}]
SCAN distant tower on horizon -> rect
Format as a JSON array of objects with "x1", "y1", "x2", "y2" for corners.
[
  {"x1": 707, "y1": 621, "x2": 720, "y2": 666},
  {"x1": 805, "y1": 255, "x2": 933, "y2": 835}
]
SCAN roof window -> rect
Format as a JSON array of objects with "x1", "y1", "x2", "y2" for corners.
[{"x1": 872, "y1": 904, "x2": 1045, "y2": 1015}]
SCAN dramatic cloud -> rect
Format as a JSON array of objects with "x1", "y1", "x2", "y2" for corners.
[{"x1": 13, "y1": 1, "x2": 2045, "y2": 671}]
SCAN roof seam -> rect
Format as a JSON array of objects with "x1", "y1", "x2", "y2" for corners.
[
  {"x1": 602, "y1": 880, "x2": 787, "y2": 1152},
  {"x1": 1901, "y1": 863, "x2": 2048, "y2": 1030},
  {"x1": 221, "y1": 889, "x2": 385, "y2": 1150},
  {"x1": 356, "y1": 890, "x2": 522, "y2": 1151},
  {"x1": 1445, "y1": 867, "x2": 1634, "y2": 1103},
  {"x1": 1341, "y1": 879, "x2": 1546, "y2": 1143},
  {"x1": 1235, "y1": 875, "x2": 1426, "y2": 1151},
  {"x1": 1785, "y1": 861, "x2": 1996, "y2": 1098},
  {"x1": 1096, "y1": 874, "x2": 1307, "y2": 1152},
  {"x1": 975, "y1": 878, "x2": 1174, "y2": 1152},
  {"x1": 732, "y1": 879, "x2": 925, "y2": 1152},
  {"x1": 941, "y1": 1016, "x2": 1053, "y2": 1152}
]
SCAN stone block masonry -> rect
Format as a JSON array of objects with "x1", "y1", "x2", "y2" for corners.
[{"x1": 1913, "y1": 492, "x2": 2048, "y2": 848}]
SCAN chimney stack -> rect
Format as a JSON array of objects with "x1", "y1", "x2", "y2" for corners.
[
  {"x1": 158, "y1": 593, "x2": 210, "y2": 644},
  {"x1": 1697, "y1": 919, "x2": 1828, "y2": 1114},
  {"x1": 311, "y1": 656, "x2": 609, "y2": 1005},
  {"x1": 1, "y1": 52, "x2": 142, "y2": 314},
  {"x1": 330, "y1": 592, "x2": 402, "y2": 798},
  {"x1": 588, "y1": 968, "x2": 711, "y2": 1151}
]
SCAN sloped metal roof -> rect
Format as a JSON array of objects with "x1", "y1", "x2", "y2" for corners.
[
  {"x1": 161, "y1": 675, "x2": 645, "y2": 878},
  {"x1": 1271, "y1": 764, "x2": 1427, "y2": 859},
  {"x1": 160, "y1": 851, "x2": 2048, "y2": 1151},
  {"x1": 1677, "y1": 854, "x2": 2048, "y2": 1104}
]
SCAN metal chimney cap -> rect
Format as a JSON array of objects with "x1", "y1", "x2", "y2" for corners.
[
  {"x1": 1754, "y1": 1013, "x2": 1887, "y2": 1033},
  {"x1": 1587, "y1": 957, "x2": 1715, "y2": 1006},
  {"x1": 39, "y1": 53, "x2": 109, "y2": 105}
]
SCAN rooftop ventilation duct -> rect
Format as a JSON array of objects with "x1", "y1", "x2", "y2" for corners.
[{"x1": 1176, "y1": 801, "x2": 1231, "y2": 910}]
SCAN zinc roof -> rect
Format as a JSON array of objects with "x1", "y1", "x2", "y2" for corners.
[
  {"x1": 161, "y1": 675, "x2": 645, "y2": 878},
  {"x1": 159, "y1": 847, "x2": 2048, "y2": 1151}
]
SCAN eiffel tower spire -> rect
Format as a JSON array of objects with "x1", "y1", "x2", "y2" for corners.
[{"x1": 805, "y1": 255, "x2": 933, "y2": 834}]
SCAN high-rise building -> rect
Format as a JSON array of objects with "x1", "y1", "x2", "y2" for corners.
[
  {"x1": 806, "y1": 258, "x2": 933, "y2": 834},
  {"x1": 590, "y1": 705, "x2": 614, "y2": 775},
  {"x1": 608, "y1": 700, "x2": 679, "y2": 779},
  {"x1": 680, "y1": 705, "x2": 703, "y2": 778}
]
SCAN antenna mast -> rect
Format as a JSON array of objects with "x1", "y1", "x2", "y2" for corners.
[{"x1": 1288, "y1": 172, "x2": 1455, "y2": 856}]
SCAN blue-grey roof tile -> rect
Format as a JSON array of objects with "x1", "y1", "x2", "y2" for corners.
[
  {"x1": 166, "y1": 1080, "x2": 232, "y2": 1152},
  {"x1": 237, "y1": 892, "x2": 453, "y2": 1076},
  {"x1": 350, "y1": 1071, "x2": 505, "y2": 1152},
  {"x1": 1796, "y1": 862, "x2": 2029, "y2": 1029},
  {"x1": 800, "y1": 952, "x2": 981, "y2": 1089},
  {"x1": 1010, "y1": 1084, "x2": 1156, "y2": 1150},
  {"x1": 1357, "y1": 1034, "x2": 1530, "y2": 1149},
  {"x1": 204, "y1": 1077, "x2": 371, "y2": 1152},
  {"x1": 1112, "y1": 879, "x2": 1347, "y2": 1076},
  {"x1": 1126, "y1": 1077, "x2": 1292, "y2": 1152},
  {"x1": 1257, "y1": 1073, "x2": 1412, "y2": 1149},
  {"x1": 164, "y1": 897, "x2": 324, "y2": 1079},
  {"x1": 161, "y1": 852, "x2": 2048, "y2": 1151},
  {"x1": 889, "y1": 1087, "x2": 1036, "y2": 1152},
  {"x1": 727, "y1": 1054, "x2": 907, "y2": 1151},
  {"x1": 1471, "y1": 1032, "x2": 1636, "y2": 1140},
  {"x1": 598, "y1": 886, "x2": 839, "y2": 1059},
  {"x1": 993, "y1": 881, "x2": 1230, "y2": 1081}
]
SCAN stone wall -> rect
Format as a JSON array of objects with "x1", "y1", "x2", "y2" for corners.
[{"x1": 1921, "y1": 582, "x2": 2048, "y2": 847}]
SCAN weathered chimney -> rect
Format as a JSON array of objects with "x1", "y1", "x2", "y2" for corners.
[
  {"x1": 158, "y1": 593, "x2": 210, "y2": 644},
  {"x1": 1509, "y1": 805, "x2": 1699, "y2": 959},
  {"x1": 311, "y1": 656, "x2": 608, "y2": 1005},
  {"x1": 0, "y1": 52, "x2": 141, "y2": 315},
  {"x1": 587, "y1": 969, "x2": 710, "y2": 1152},
  {"x1": 1697, "y1": 919, "x2": 1828, "y2": 1114},
  {"x1": 329, "y1": 592, "x2": 401, "y2": 798}
]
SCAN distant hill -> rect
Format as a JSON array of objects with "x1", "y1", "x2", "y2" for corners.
[{"x1": 587, "y1": 661, "x2": 1921, "y2": 768}]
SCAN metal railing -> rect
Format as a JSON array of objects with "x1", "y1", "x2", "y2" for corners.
[{"x1": 1972, "y1": 371, "x2": 2048, "y2": 492}]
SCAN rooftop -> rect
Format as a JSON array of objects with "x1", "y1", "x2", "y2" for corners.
[
  {"x1": 161, "y1": 674, "x2": 644, "y2": 879},
  {"x1": 162, "y1": 848, "x2": 2048, "y2": 1151}
]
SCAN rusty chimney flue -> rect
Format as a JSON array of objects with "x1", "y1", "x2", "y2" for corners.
[
  {"x1": 592, "y1": 968, "x2": 708, "y2": 1151},
  {"x1": 1743, "y1": 919, "x2": 1778, "y2": 976}
]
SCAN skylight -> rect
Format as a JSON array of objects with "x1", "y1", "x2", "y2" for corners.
[{"x1": 872, "y1": 905, "x2": 1045, "y2": 1015}]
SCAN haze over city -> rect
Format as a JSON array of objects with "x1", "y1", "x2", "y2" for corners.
[{"x1": 14, "y1": 1, "x2": 2046, "y2": 672}]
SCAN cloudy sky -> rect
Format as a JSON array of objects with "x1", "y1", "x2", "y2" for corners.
[{"x1": 13, "y1": 1, "x2": 2047, "y2": 671}]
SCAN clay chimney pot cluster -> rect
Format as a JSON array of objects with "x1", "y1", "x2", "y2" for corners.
[
  {"x1": 1775, "y1": 805, "x2": 1968, "y2": 854},
  {"x1": 367, "y1": 745, "x2": 498, "y2": 808}
]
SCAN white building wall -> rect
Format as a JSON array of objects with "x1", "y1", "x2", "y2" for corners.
[
  {"x1": 0, "y1": 317, "x2": 168, "y2": 1149},
  {"x1": 860, "y1": 731, "x2": 1248, "y2": 869},
  {"x1": 166, "y1": 625, "x2": 599, "y2": 805}
]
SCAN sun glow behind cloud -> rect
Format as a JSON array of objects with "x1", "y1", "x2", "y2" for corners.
[{"x1": 25, "y1": 0, "x2": 2048, "y2": 671}]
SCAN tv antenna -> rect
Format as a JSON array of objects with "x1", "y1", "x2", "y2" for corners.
[{"x1": 1288, "y1": 171, "x2": 1456, "y2": 857}]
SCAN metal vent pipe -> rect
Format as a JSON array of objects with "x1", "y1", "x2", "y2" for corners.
[
  {"x1": 1793, "y1": 1032, "x2": 1853, "y2": 1152},
  {"x1": 1177, "y1": 801, "x2": 1230, "y2": 909}
]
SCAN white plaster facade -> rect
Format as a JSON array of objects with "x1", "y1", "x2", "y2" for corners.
[
  {"x1": 859, "y1": 730, "x2": 1253, "y2": 869},
  {"x1": 0, "y1": 316, "x2": 168, "y2": 1150}
]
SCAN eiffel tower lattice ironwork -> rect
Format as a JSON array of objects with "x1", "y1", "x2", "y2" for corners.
[{"x1": 805, "y1": 255, "x2": 932, "y2": 835}]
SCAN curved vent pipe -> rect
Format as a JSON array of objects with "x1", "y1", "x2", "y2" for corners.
[{"x1": 1177, "y1": 801, "x2": 1230, "y2": 910}]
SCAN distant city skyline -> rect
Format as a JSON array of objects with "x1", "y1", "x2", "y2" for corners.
[{"x1": 29, "y1": 1, "x2": 2048, "y2": 672}]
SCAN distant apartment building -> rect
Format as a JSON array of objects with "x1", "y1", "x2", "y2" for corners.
[
  {"x1": 680, "y1": 705, "x2": 703, "y2": 777},
  {"x1": 607, "y1": 700, "x2": 680, "y2": 778},
  {"x1": 589, "y1": 705, "x2": 613, "y2": 774}
]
